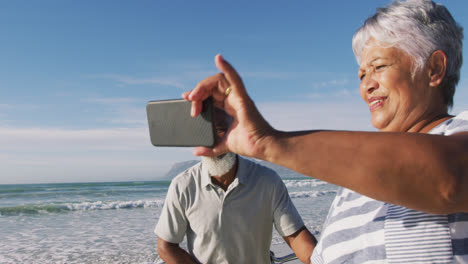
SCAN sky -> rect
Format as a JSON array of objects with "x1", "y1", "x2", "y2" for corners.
[{"x1": 1, "y1": 0, "x2": 467, "y2": 184}]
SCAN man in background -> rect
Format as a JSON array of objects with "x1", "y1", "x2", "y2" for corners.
[{"x1": 155, "y1": 107, "x2": 316, "y2": 264}]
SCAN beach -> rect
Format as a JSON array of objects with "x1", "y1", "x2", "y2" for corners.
[{"x1": 0, "y1": 178, "x2": 337, "y2": 263}]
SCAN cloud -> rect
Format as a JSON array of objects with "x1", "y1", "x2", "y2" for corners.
[
  {"x1": 183, "y1": 70, "x2": 219, "y2": 80},
  {"x1": 257, "y1": 100, "x2": 375, "y2": 131},
  {"x1": 0, "y1": 104, "x2": 13, "y2": 109},
  {"x1": 305, "y1": 88, "x2": 358, "y2": 99},
  {"x1": 0, "y1": 152, "x2": 181, "y2": 184},
  {"x1": 86, "y1": 97, "x2": 140, "y2": 105},
  {"x1": 312, "y1": 78, "x2": 351, "y2": 89},
  {"x1": 84, "y1": 97, "x2": 148, "y2": 126},
  {"x1": 244, "y1": 71, "x2": 304, "y2": 79},
  {"x1": 0, "y1": 96, "x2": 376, "y2": 184},
  {"x1": 87, "y1": 74, "x2": 187, "y2": 90},
  {"x1": 0, "y1": 127, "x2": 149, "y2": 151},
  {"x1": 0, "y1": 126, "x2": 198, "y2": 183},
  {"x1": 109, "y1": 119, "x2": 147, "y2": 125},
  {"x1": 0, "y1": 103, "x2": 40, "y2": 110},
  {"x1": 115, "y1": 76, "x2": 186, "y2": 89},
  {"x1": 10, "y1": 88, "x2": 466, "y2": 184}
]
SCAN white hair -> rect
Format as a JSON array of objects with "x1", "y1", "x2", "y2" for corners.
[
  {"x1": 201, "y1": 153, "x2": 237, "y2": 177},
  {"x1": 352, "y1": 0, "x2": 463, "y2": 107}
]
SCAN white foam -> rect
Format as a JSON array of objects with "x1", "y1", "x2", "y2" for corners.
[
  {"x1": 65, "y1": 199, "x2": 165, "y2": 211},
  {"x1": 0, "y1": 179, "x2": 337, "y2": 263},
  {"x1": 289, "y1": 190, "x2": 336, "y2": 198},
  {"x1": 283, "y1": 179, "x2": 328, "y2": 188}
]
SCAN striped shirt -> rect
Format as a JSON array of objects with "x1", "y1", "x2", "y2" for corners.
[{"x1": 311, "y1": 111, "x2": 468, "y2": 264}]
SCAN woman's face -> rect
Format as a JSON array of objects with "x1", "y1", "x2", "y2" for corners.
[{"x1": 359, "y1": 41, "x2": 439, "y2": 132}]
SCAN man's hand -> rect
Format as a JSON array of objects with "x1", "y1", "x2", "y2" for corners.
[
  {"x1": 182, "y1": 54, "x2": 275, "y2": 160},
  {"x1": 157, "y1": 237, "x2": 197, "y2": 264},
  {"x1": 283, "y1": 226, "x2": 316, "y2": 264}
]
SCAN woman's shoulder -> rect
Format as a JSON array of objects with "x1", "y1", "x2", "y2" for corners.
[
  {"x1": 453, "y1": 110, "x2": 468, "y2": 121},
  {"x1": 447, "y1": 110, "x2": 468, "y2": 134},
  {"x1": 430, "y1": 110, "x2": 468, "y2": 135}
]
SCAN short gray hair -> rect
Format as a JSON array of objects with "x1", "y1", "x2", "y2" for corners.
[{"x1": 352, "y1": 0, "x2": 463, "y2": 108}]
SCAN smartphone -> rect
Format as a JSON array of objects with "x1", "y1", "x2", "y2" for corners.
[{"x1": 146, "y1": 98, "x2": 215, "y2": 147}]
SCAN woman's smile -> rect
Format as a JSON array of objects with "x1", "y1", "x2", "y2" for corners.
[{"x1": 368, "y1": 96, "x2": 386, "y2": 111}]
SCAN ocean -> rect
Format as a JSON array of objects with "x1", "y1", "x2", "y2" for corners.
[{"x1": 0, "y1": 177, "x2": 338, "y2": 264}]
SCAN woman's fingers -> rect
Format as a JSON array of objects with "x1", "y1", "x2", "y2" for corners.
[
  {"x1": 215, "y1": 54, "x2": 246, "y2": 97},
  {"x1": 189, "y1": 75, "x2": 218, "y2": 100},
  {"x1": 189, "y1": 100, "x2": 202, "y2": 117},
  {"x1": 182, "y1": 54, "x2": 258, "y2": 157},
  {"x1": 193, "y1": 141, "x2": 228, "y2": 157},
  {"x1": 185, "y1": 72, "x2": 229, "y2": 117},
  {"x1": 181, "y1": 91, "x2": 191, "y2": 100}
]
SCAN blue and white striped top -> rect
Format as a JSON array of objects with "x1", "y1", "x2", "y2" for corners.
[{"x1": 311, "y1": 111, "x2": 468, "y2": 264}]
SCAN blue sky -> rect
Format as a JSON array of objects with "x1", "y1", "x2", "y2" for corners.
[{"x1": 1, "y1": 0, "x2": 467, "y2": 184}]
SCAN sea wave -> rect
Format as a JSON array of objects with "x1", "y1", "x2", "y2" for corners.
[
  {"x1": 0, "y1": 188, "x2": 168, "y2": 199},
  {"x1": 283, "y1": 179, "x2": 328, "y2": 188},
  {"x1": 289, "y1": 190, "x2": 336, "y2": 198},
  {"x1": 0, "y1": 199, "x2": 165, "y2": 216},
  {"x1": 0, "y1": 181, "x2": 170, "y2": 193},
  {"x1": 0, "y1": 187, "x2": 43, "y2": 193}
]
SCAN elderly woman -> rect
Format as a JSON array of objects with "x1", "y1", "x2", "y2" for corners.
[{"x1": 183, "y1": 0, "x2": 467, "y2": 263}]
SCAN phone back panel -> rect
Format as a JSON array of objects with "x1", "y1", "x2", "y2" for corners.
[{"x1": 146, "y1": 98, "x2": 215, "y2": 147}]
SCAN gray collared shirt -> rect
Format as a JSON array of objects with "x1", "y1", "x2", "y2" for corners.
[{"x1": 155, "y1": 156, "x2": 304, "y2": 264}]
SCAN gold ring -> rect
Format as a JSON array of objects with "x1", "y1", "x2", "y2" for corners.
[{"x1": 225, "y1": 87, "x2": 232, "y2": 96}]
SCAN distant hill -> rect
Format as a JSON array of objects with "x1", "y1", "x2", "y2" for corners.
[
  {"x1": 255, "y1": 159, "x2": 308, "y2": 179},
  {"x1": 162, "y1": 160, "x2": 200, "y2": 180},
  {"x1": 163, "y1": 157, "x2": 308, "y2": 180}
]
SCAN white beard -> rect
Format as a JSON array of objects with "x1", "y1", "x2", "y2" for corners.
[{"x1": 201, "y1": 153, "x2": 237, "y2": 176}]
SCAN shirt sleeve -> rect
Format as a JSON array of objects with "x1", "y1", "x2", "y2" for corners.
[
  {"x1": 446, "y1": 111, "x2": 468, "y2": 135},
  {"x1": 272, "y1": 176, "x2": 305, "y2": 237},
  {"x1": 154, "y1": 179, "x2": 188, "y2": 244}
]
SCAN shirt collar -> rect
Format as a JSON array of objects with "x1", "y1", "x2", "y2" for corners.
[
  {"x1": 236, "y1": 156, "x2": 248, "y2": 185},
  {"x1": 201, "y1": 163, "x2": 212, "y2": 188}
]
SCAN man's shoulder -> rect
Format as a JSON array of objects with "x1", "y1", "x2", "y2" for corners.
[
  {"x1": 239, "y1": 156, "x2": 283, "y2": 183},
  {"x1": 170, "y1": 162, "x2": 203, "y2": 189}
]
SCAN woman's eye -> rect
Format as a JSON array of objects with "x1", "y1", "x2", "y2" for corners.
[
  {"x1": 359, "y1": 74, "x2": 366, "y2": 80},
  {"x1": 375, "y1": 65, "x2": 386, "y2": 70}
]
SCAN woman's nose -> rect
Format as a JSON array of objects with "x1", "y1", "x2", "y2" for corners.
[{"x1": 360, "y1": 75, "x2": 379, "y2": 95}]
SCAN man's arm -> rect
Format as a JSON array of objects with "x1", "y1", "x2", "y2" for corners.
[
  {"x1": 157, "y1": 237, "x2": 197, "y2": 264},
  {"x1": 155, "y1": 178, "x2": 194, "y2": 263},
  {"x1": 283, "y1": 226, "x2": 316, "y2": 264}
]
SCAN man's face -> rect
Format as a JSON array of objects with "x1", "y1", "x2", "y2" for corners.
[
  {"x1": 201, "y1": 107, "x2": 236, "y2": 177},
  {"x1": 213, "y1": 107, "x2": 232, "y2": 142}
]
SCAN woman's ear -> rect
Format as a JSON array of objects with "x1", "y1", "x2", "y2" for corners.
[{"x1": 428, "y1": 50, "x2": 447, "y2": 87}]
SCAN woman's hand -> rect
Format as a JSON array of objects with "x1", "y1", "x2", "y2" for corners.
[{"x1": 182, "y1": 54, "x2": 275, "y2": 159}]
